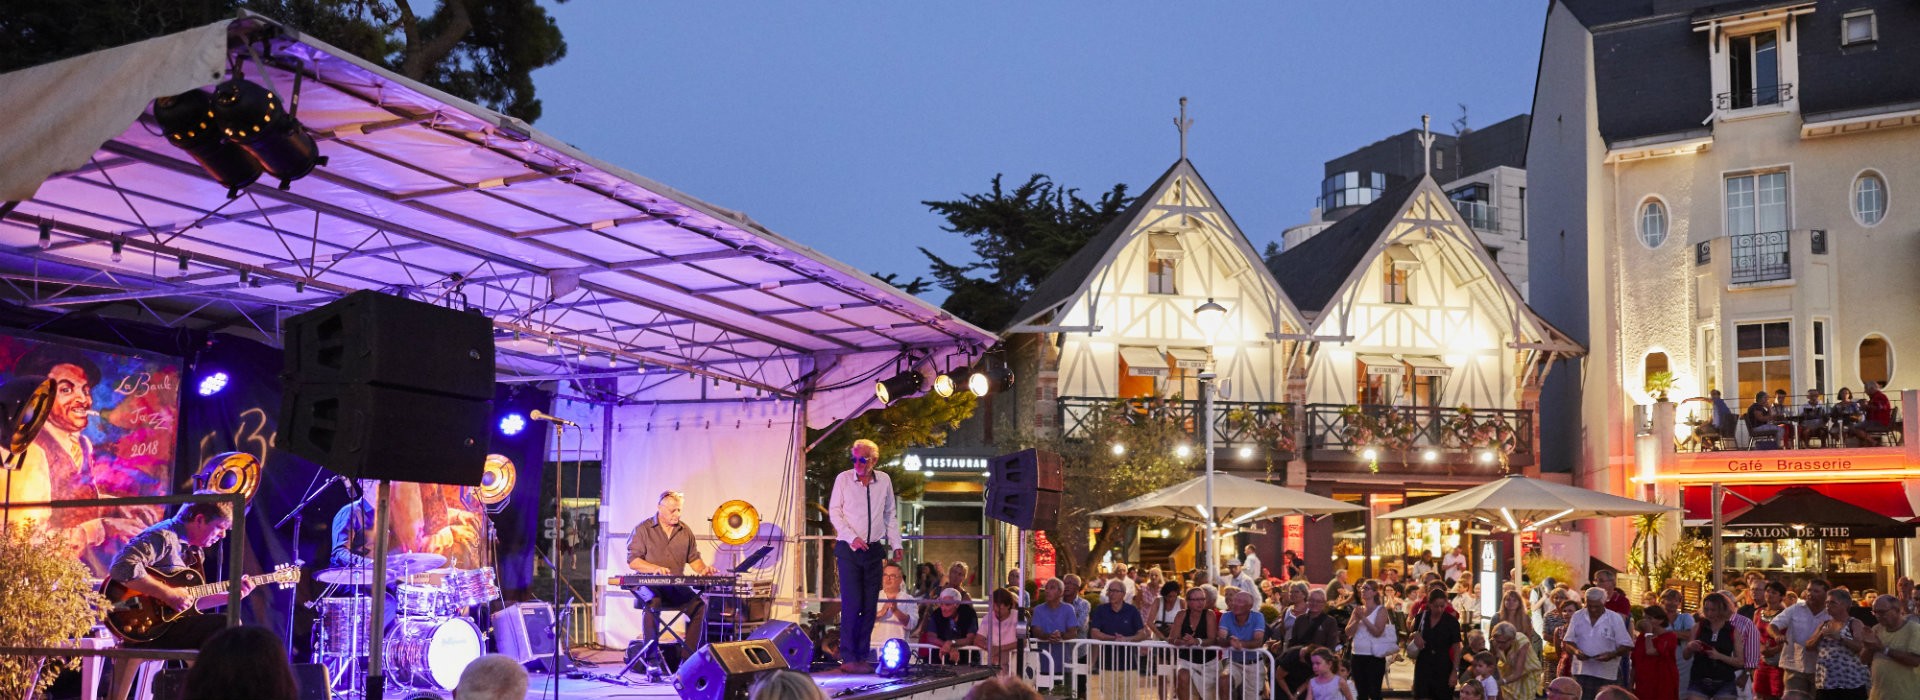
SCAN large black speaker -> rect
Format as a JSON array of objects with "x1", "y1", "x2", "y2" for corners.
[
  {"x1": 494, "y1": 601, "x2": 571, "y2": 674},
  {"x1": 985, "y1": 448, "x2": 1064, "y2": 529},
  {"x1": 281, "y1": 289, "x2": 495, "y2": 400},
  {"x1": 279, "y1": 290, "x2": 494, "y2": 485},
  {"x1": 674, "y1": 639, "x2": 789, "y2": 700},
  {"x1": 151, "y1": 663, "x2": 330, "y2": 700},
  {"x1": 746, "y1": 620, "x2": 815, "y2": 671}
]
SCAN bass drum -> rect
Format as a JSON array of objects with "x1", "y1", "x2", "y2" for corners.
[{"x1": 385, "y1": 617, "x2": 483, "y2": 690}]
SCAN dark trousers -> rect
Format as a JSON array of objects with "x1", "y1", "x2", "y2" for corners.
[
  {"x1": 641, "y1": 585, "x2": 707, "y2": 652},
  {"x1": 835, "y1": 541, "x2": 886, "y2": 663},
  {"x1": 1350, "y1": 654, "x2": 1387, "y2": 700}
]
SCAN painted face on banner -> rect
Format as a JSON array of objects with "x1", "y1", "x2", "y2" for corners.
[{"x1": 47, "y1": 363, "x2": 93, "y2": 432}]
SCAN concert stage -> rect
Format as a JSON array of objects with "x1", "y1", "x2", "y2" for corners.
[{"x1": 519, "y1": 658, "x2": 999, "y2": 700}]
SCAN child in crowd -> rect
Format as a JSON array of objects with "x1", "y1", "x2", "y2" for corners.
[
  {"x1": 1305, "y1": 647, "x2": 1355, "y2": 700},
  {"x1": 1457, "y1": 679, "x2": 1489, "y2": 700},
  {"x1": 1470, "y1": 651, "x2": 1500, "y2": 700}
]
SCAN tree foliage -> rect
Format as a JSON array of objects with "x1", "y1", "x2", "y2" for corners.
[
  {"x1": 920, "y1": 174, "x2": 1134, "y2": 330},
  {"x1": 1003, "y1": 401, "x2": 1194, "y2": 578},
  {"x1": 804, "y1": 391, "x2": 978, "y2": 510},
  {"x1": 0, "y1": 0, "x2": 568, "y2": 122}
]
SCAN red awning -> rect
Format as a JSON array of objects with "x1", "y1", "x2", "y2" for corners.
[{"x1": 1683, "y1": 482, "x2": 1916, "y2": 521}]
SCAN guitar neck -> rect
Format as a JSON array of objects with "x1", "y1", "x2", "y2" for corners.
[{"x1": 182, "y1": 572, "x2": 279, "y2": 600}]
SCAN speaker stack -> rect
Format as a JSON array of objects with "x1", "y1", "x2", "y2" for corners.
[
  {"x1": 673, "y1": 638, "x2": 790, "y2": 700},
  {"x1": 985, "y1": 448, "x2": 1064, "y2": 529},
  {"x1": 279, "y1": 290, "x2": 495, "y2": 485}
]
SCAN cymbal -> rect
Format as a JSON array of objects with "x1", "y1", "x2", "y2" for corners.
[
  {"x1": 315, "y1": 567, "x2": 385, "y2": 586},
  {"x1": 388, "y1": 553, "x2": 447, "y2": 577}
]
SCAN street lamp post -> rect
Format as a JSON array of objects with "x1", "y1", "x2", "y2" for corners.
[
  {"x1": 1201, "y1": 369, "x2": 1218, "y2": 585},
  {"x1": 1194, "y1": 297, "x2": 1227, "y2": 585}
]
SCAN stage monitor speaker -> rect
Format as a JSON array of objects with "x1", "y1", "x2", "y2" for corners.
[
  {"x1": 493, "y1": 602, "x2": 571, "y2": 674},
  {"x1": 281, "y1": 290, "x2": 496, "y2": 401},
  {"x1": 745, "y1": 620, "x2": 815, "y2": 671},
  {"x1": 151, "y1": 664, "x2": 329, "y2": 700},
  {"x1": 985, "y1": 448, "x2": 1064, "y2": 529},
  {"x1": 279, "y1": 382, "x2": 489, "y2": 485},
  {"x1": 674, "y1": 639, "x2": 788, "y2": 700}
]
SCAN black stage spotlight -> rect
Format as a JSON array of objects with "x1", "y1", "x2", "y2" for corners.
[
  {"x1": 211, "y1": 78, "x2": 325, "y2": 189},
  {"x1": 967, "y1": 362, "x2": 1014, "y2": 397},
  {"x1": 154, "y1": 89, "x2": 262, "y2": 197},
  {"x1": 875, "y1": 369, "x2": 925, "y2": 405}
]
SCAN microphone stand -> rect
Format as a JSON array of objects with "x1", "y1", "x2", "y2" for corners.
[
  {"x1": 549, "y1": 418, "x2": 566, "y2": 700},
  {"x1": 274, "y1": 475, "x2": 352, "y2": 659}
]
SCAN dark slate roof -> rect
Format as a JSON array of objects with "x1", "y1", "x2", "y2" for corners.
[
  {"x1": 1266, "y1": 177, "x2": 1425, "y2": 315},
  {"x1": 1565, "y1": 0, "x2": 1920, "y2": 144},
  {"x1": 1006, "y1": 161, "x2": 1181, "y2": 331},
  {"x1": 1458, "y1": 114, "x2": 1532, "y2": 175}
]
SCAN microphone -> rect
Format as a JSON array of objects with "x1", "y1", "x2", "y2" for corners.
[{"x1": 529, "y1": 410, "x2": 579, "y2": 428}]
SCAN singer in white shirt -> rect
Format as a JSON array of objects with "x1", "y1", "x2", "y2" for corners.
[{"x1": 828, "y1": 439, "x2": 903, "y2": 673}]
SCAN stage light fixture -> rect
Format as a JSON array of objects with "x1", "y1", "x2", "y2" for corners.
[
  {"x1": 110, "y1": 237, "x2": 124, "y2": 263},
  {"x1": 875, "y1": 369, "x2": 925, "y2": 405},
  {"x1": 177, "y1": 253, "x2": 190, "y2": 273},
  {"x1": 210, "y1": 79, "x2": 325, "y2": 189},
  {"x1": 37, "y1": 221, "x2": 51, "y2": 250},
  {"x1": 153, "y1": 88, "x2": 263, "y2": 197},
  {"x1": 196, "y1": 371, "x2": 229, "y2": 397},
  {"x1": 933, "y1": 372, "x2": 955, "y2": 397},
  {"x1": 499, "y1": 413, "x2": 527, "y2": 436},
  {"x1": 877, "y1": 637, "x2": 912, "y2": 678},
  {"x1": 967, "y1": 362, "x2": 1014, "y2": 397}
]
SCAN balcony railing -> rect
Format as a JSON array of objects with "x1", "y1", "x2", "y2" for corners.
[
  {"x1": 1729, "y1": 230, "x2": 1792, "y2": 283},
  {"x1": 1452, "y1": 200, "x2": 1500, "y2": 232},
  {"x1": 1056, "y1": 396, "x2": 1295, "y2": 455},
  {"x1": 1716, "y1": 82, "x2": 1794, "y2": 111},
  {"x1": 1676, "y1": 393, "x2": 1905, "y2": 452},
  {"x1": 1299, "y1": 404, "x2": 1534, "y2": 461}
]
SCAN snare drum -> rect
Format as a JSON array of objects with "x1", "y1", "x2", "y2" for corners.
[
  {"x1": 445, "y1": 567, "x2": 501, "y2": 608},
  {"x1": 395, "y1": 584, "x2": 452, "y2": 617},
  {"x1": 316, "y1": 597, "x2": 372, "y2": 657},
  {"x1": 386, "y1": 617, "x2": 483, "y2": 689}
]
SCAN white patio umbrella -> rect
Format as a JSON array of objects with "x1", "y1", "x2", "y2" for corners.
[
  {"x1": 1094, "y1": 473, "x2": 1364, "y2": 552},
  {"x1": 1379, "y1": 474, "x2": 1678, "y2": 587}
]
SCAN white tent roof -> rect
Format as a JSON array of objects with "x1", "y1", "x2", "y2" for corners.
[
  {"x1": 1093, "y1": 473, "x2": 1364, "y2": 524},
  {"x1": 0, "y1": 16, "x2": 994, "y2": 427},
  {"x1": 1378, "y1": 474, "x2": 1677, "y2": 528}
]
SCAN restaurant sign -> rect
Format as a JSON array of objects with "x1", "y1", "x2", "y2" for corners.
[
  {"x1": 1669, "y1": 452, "x2": 1920, "y2": 480},
  {"x1": 1737, "y1": 526, "x2": 1859, "y2": 539}
]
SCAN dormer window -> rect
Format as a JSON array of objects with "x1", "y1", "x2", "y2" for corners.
[
  {"x1": 1728, "y1": 31, "x2": 1783, "y2": 109},
  {"x1": 1147, "y1": 232, "x2": 1182, "y2": 295}
]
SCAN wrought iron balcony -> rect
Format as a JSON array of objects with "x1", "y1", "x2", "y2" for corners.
[
  {"x1": 1056, "y1": 396, "x2": 1296, "y2": 456},
  {"x1": 1298, "y1": 403, "x2": 1535, "y2": 468},
  {"x1": 1729, "y1": 230, "x2": 1791, "y2": 283},
  {"x1": 1716, "y1": 83, "x2": 1794, "y2": 111}
]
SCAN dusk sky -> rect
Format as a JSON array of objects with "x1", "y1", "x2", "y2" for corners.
[{"x1": 531, "y1": 2, "x2": 1546, "y2": 305}]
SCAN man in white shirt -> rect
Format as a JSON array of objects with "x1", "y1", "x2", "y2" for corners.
[
  {"x1": 829, "y1": 439, "x2": 903, "y2": 673},
  {"x1": 1442, "y1": 546, "x2": 1468, "y2": 585},
  {"x1": 1242, "y1": 545, "x2": 1264, "y2": 582},
  {"x1": 1561, "y1": 587, "x2": 1632, "y2": 700},
  {"x1": 1225, "y1": 559, "x2": 1258, "y2": 594},
  {"x1": 872, "y1": 562, "x2": 918, "y2": 649},
  {"x1": 1770, "y1": 577, "x2": 1832, "y2": 700}
]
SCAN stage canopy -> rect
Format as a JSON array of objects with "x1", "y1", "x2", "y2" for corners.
[{"x1": 0, "y1": 15, "x2": 994, "y2": 427}]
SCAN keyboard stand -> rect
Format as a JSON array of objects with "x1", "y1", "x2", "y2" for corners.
[{"x1": 620, "y1": 597, "x2": 691, "y2": 682}]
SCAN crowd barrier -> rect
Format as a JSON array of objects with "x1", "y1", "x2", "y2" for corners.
[{"x1": 1022, "y1": 638, "x2": 1277, "y2": 700}]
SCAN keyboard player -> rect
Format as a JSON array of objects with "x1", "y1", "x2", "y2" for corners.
[{"x1": 627, "y1": 490, "x2": 715, "y2": 652}]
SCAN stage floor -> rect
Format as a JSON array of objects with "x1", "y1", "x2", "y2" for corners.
[{"x1": 509, "y1": 651, "x2": 997, "y2": 700}]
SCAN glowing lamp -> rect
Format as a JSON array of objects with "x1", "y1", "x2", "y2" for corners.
[
  {"x1": 1175, "y1": 444, "x2": 1193, "y2": 459},
  {"x1": 499, "y1": 413, "x2": 526, "y2": 436},
  {"x1": 876, "y1": 370, "x2": 925, "y2": 405},
  {"x1": 1194, "y1": 298, "x2": 1228, "y2": 339},
  {"x1": 196, "y1": 371, "x2": 230, "y2": 397},
  {"x1": 933, "y1": 372, "x2": 956, "y2": 397},
  {"x1": 877, "y1": 637, "x2": 911, "y2": 677},
  {"x1": 1361, "y1": 448, "x2": 1379, "y2": 462},
  {"x1": 1111, "y1": 443, "x2": 1126, "y2": 456}
]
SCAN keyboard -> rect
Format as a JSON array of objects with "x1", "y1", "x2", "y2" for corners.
[{"x1": 608, "y1": 574, "x2": 740, "y2": 593}]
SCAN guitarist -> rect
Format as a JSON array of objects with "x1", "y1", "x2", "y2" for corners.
[{"x1": 105, "y1": 498, "x2": 258, "y2": 700}]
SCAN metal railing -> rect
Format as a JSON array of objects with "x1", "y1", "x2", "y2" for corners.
[
  {"x1": 1027, "y1": 639, "x2": 1276, "y2": 700},
  {"x1": 1300, "y1": 403, "x2": 1535, "y2": 458},
  {"x1": 1717, "y1": 82, "x2": 1794, "y2": 110},
  {"x1": 1677, "y1": 393, "x2": 1906, "y2": 452},
  {"x1": 1057, "y1": 396, "x2": 1296, "y2": 455},
  {"x1": 1452, "y1": 200, "x2": 1500, "y2": 232},
  {"x1": 1730, "y1": 230, "x2": 1793, "y2": 283}
]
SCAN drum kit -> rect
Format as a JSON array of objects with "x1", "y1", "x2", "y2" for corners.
[{"x1": 311, "y1": 552, "x2": 503, "y2": 695}]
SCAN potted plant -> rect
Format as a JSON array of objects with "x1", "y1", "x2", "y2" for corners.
[{"x1": 1645, "y1": 371, "x2": 1677, "y2": 403}]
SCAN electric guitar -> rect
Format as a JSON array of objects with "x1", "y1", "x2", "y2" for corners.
[{"x1": 101, "y1": 564, "x2": 301, "y2": 643}]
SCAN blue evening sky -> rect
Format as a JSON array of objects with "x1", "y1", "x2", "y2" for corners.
[{"x1": 531, "y1": 2, "x2": 1546, "y2": 305}]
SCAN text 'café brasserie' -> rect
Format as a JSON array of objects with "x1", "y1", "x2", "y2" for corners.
[{"x1": 1649, "y1": 449, "x2": 1920, "y2": 593}]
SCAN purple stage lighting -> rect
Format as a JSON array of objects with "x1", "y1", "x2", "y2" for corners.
[
  {"x1": 197, "y1": 371, "x2": 229, "y2": 397},
  {"x1": 499, "y1": 412, "x2": 527, "y2": 436}
]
